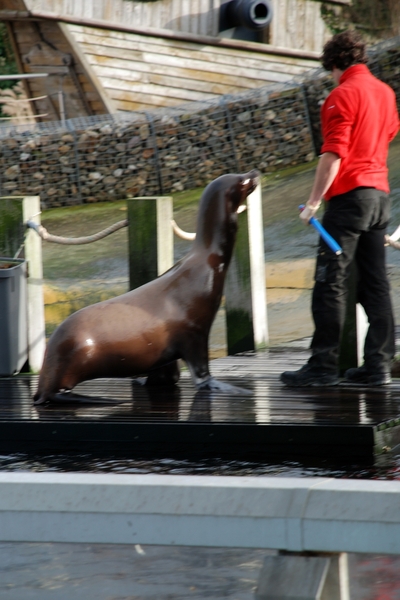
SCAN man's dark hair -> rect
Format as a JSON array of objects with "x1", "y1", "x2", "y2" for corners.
[{"x1": 321, "y1": 30, "x2": 368, "y2": 71}]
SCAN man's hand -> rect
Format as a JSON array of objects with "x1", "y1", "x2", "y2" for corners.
[{"x1": 299, "y1": 200, "x2": 321, "y2": 225}]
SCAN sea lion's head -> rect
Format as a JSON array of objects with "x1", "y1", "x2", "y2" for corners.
[
  {"x1": 195, "y1": 170, "x2": 260, "y2": 250},
  {"x1": 224, "y1": 169, "x2": 260, "y2": 214}
]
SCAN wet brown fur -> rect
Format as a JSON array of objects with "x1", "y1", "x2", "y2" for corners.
[{"x1": 34, "y1": 170, "x2": 260, "y2": 404}]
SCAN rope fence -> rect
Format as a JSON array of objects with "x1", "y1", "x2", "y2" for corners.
[
  {"x1": 24, "y1": 215, "x2": 400, "y2": 249},
  {"x1": 24, "y1": 216, "x2": 197, "y2": 244}
]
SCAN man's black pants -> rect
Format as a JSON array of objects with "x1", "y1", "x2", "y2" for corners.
[{"x1": 308, "y1": 187, "x2": 395, "y2": 374}]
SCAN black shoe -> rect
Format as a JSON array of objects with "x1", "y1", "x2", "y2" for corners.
[
  {"x1": 344, "y1": 365, "x2": 391, "y2": 386},
  {"x1": 280, "y1": 365, "x2": 339, "y2": 387}
]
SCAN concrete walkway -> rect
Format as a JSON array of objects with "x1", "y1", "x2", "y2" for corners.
[{"x1": 0, "y1": 543, "x2": 399, "y2": 599}]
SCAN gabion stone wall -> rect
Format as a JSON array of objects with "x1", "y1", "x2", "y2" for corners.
[
  {"x1": 1, "y1": 35, "x2": 399, "y2": 208},
  {"x1": 0, "y1": 82, "x2": 314, "y2": 208}
]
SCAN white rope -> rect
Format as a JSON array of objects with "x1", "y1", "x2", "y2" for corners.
[
  {"x1": 385, "y1": 224, "x2": 400, "y2": 250},
  {"x1": 170, "y1": 205, "x2": 247, "y2": 241},
  {"x1": 26, "y1": 219, "x2": 128, "y2": 245},
  {"x1": 171, "y1": 219, "x2": 196, "y2": 241}
]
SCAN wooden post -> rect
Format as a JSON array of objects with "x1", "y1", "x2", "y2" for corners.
[
  {"x1": 0, "y1": 196, "x2": 45, "y2": 374},
  {"x1": 224, "y1": 185, "x2": 268, "y2": 355},
  {"x1": 127, "y1": 197, "x2": 174, "y2": 290},
  {"x1": 256, "y1": 552, "x2": 350, "y2": 600},
  {"x1": 22, "y1": 196, "x2": 46, "y2": 373},
  {"x1": 248, "y1": 183, "x2": 269, "y2": 349}
]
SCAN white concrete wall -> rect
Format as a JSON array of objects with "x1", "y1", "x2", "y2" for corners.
[{"x1": 0, "y1": 473, "x2": 399, "y2": 554}]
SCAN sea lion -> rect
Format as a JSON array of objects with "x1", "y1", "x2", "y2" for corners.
[{"x1": 33, "y1": 170, "x2": 260, "y2": 405}]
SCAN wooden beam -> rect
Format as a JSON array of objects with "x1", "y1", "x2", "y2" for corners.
[
  {"x1": 58, "y1": 21, "x2": 115, "y2": 114},
  {"x1": 0, "y1": 9, "x2": 321, "y2": 61}
]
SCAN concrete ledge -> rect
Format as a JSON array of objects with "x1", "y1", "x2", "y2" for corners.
[{"x1": 0, "y1": 473, "x2": 399, "y2": 553}]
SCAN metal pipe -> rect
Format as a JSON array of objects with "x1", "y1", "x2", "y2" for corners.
[{"x1": 0, "y1": 73, "x2": 49, "y2": 80}]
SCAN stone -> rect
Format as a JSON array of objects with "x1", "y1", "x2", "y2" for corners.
[
  {"x1": 88, "y1": 172, "x2": 103, "y2": 181},
  {"x1": 4, "y1": 165, "x2": 20, "y2": 179},
  {"x1": 139, "y1": 124, "x2": 150, "y2": 140},
  {"x1": 103, "y1": 176, "x2": 117, "y2": 186},
  {"x1": 100, "y1": 125, "x2": 113, "y2": 135},
  {"x1": 128, "y1": 136, "x2": 141, "y2": 149},
  {"x1": 3, "y1": 181, "x2": 18, "y2": 190}
]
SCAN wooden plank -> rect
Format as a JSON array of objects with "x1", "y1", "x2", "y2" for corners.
[
  {"x1": 101, "y1": 79, "x2": 221, "y2": 103},
  {"x1": 87, "y1": 52, "x2": 297, "y2": 87},
  {"x1": 59, "y1": 21, "x2": 114, "y2": 113},
  {"x1": 107, "y1": 90, "x2": 200, "y2": 108},
  {"x1": 199, "y1": 0, "x2": 211, "y2": 36},
  {"x1": 76, "y1": 36, "x2": 316, "y2": 74},
  {"x1": 68, "y1": 26, "x2": 318, "y2": 70},
  {"x1": 297, "y1": 0, "x2": 307, "y2": 50},
  {"x1": 88, "y1": 100, "x2": 106, "y2": 111},
  {"x1": 18, "y1": 7, "x2": 322, "y2": 60},
  {"x1": 84, "y1": 55, "x2": 294, "y2": 88},
  {"x1": 111, "y1": 98, "x2": 176, "y2": 111},
  {"x1": 287, "y1": 0, "x2": 298, "y2": 50},
  {"x1": 99, "y1": 76, "x2": 242, "y2": 100},
  {"x1": 75, "y1": 39, "x2": 315, "y2": 79}
]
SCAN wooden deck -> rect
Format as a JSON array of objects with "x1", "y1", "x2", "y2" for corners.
[{"x1": 1, "y1": 348, "x2": 400, "y2": 460}]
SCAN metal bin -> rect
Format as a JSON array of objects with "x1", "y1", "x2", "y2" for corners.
[{"x1": 0, "y1": 258, "x2": 28, "y2": 376}]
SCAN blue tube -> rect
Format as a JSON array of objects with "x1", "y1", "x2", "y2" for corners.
[
  {"x1": 309, "y1": 217, "x2": 343, "y2": 255},
  {"x1": 298, "y1": 205, "x2": 342, "y2": 255}
]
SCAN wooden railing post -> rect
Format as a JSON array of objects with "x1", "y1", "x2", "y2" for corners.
[
  {"x1": 224, "y1": 184, "x2": 268, "y2": 354},
  {"x1": 256, "y1": 552, "x2": 350, "y2": 600},
  {"x1": 22, "y1": 196, "x2": 46, "y2": 373},
  {"x1": 127, "y1": 196, "x2": 174, "y2": 290}
]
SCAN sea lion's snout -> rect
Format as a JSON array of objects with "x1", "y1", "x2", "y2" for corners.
[
  {"x1": 235, "y1": 169, "x2": 260, "y2": 212},
  {"x1": 242, "y1": 169, "x2": 260, "y2": 194}
]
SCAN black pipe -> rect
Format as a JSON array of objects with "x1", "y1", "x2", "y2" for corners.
[{"x1": 219, "y1": 0, "x2": 273, "y2": 32}]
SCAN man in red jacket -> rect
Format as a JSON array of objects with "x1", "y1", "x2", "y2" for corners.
[{"x1": 281, "y1": 30, "x2": 399, "y2": 387}]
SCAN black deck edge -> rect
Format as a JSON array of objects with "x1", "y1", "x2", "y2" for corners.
[{"x1": 0, "y1": 420, "x2": 388, "y2": 459}]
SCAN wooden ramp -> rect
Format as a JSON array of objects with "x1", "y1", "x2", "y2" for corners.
[{"x1": 1, "y1": 349, "x2": 400, "y2": 460}]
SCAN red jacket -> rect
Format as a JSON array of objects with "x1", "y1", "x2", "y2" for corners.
[{"x1": 321, "y1": 64, "x2": 399, "y2": 200}]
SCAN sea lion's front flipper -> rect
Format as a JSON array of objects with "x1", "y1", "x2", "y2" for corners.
[{"x1": 184, "y1": 340, "x2": 252, "y2": 396}]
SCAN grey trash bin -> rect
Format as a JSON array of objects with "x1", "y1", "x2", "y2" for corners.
[{"x1": 0, "y1": 258, "x2": 28, "y2": 376}]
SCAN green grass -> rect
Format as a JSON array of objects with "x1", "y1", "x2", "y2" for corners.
[{"x1": 39, "y1": 137, "x2": 400, "y2": 280}]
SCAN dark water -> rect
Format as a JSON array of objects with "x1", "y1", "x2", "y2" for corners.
[{"x1": 1, "y1": 451, "x2": 400, "y2": 480}]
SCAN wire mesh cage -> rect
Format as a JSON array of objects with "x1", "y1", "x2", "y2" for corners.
[
  {"x1": 0, "y1": 79, "x2": 315, "y2": 207},
  {"x1": 1, "y1": 35, "x2": 400, "y2": 209},
  {"x1": 368, "y1": 35, "x2": 400, "y2": 109},
  {"x1": 301, "y1": 35, "x2": 400, "y2": 155}
]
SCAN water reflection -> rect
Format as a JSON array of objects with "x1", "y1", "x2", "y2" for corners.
[
  {"x1": 10, "y1": 375, "x2": 400, "y2": 429},
  {"x1": 0, "y1": 449, "x2": 399, "y2": 480}
]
